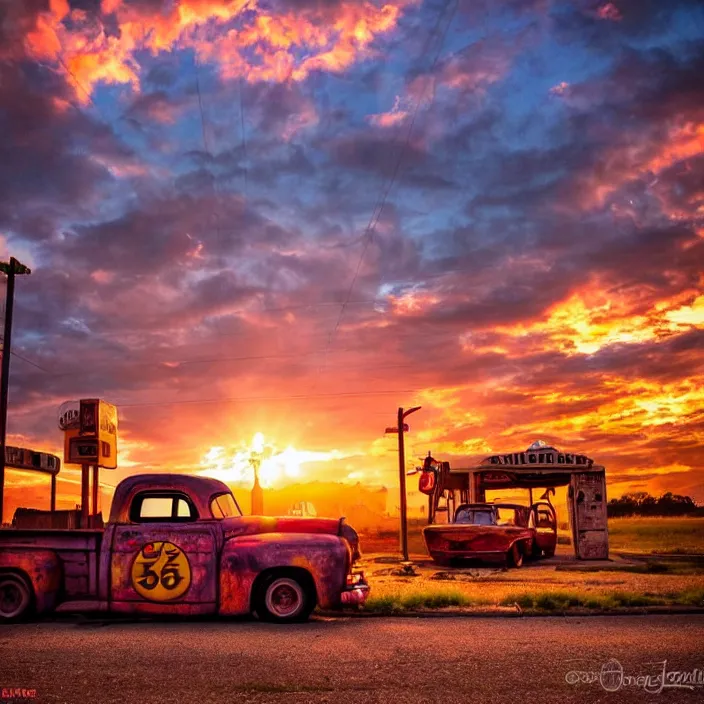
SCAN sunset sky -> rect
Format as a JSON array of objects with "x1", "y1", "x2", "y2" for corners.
[{"x1": 1, "y1": 0, "x2": 703, "y2": 521}]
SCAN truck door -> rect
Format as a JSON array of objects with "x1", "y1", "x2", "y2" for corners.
[
  {"x1": 568, "y1": 471, "x2": 609, "y2": 560},
  {"x1": 110, "y1": 490, "x2": 219, "y2": 613}
]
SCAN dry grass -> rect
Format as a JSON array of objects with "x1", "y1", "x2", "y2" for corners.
[
  {"x1": 361, "y1": 516, "x2": 704, "y2": 556},
  {"x1": 358, "y1": 515, "x2": 704, "y2": 613},
  {"x1": 362, "y1": 559, "x2": 704, "y2": 613},
  {"x1": 607, "y1": 517, "x2": 704, "y2": 554}
]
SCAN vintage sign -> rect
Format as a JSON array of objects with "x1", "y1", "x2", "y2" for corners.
[
  {"x1": 130, "y1": 542, "x2": 191, "y2": 602},
  {"x1": 483, "y1": 448, "x2": 594, "y2": 468},
  {"x1": 4, "y1": 446, "x2": 61, "y2": 475},
  {"x1": 80, "y1": 399, "x2": 98, "y2": 436},
  {"x1": 61, "y1": 399, "x2": 118, "y2": 469},
  {"x1": 58, "y1": 400, "x2": 80, "y2": 431}
]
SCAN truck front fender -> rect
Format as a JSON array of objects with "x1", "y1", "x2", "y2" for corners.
[
  {"x1": 219, "y1": 533, "x2": 348, "y2": 615},
  {"x1": 0, "y1": 549, "x2": 61, "y2": 615}
]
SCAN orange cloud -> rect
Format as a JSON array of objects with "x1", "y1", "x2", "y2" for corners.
[
  {"x1": 576, "y1": 120, "x2": 704, "y2": 211},
  {"x1": 22, "y1": 0, "x2": 410, "y2": 99},
  {"x1": 497, "y1": 283, "x2": 703, "y2": 356},
  {"x1": 368, "y1": 96, "x2": 409, "y2": 127}
]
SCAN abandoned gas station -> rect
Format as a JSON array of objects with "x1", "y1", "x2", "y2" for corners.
[{"x1": 420, "y1": 440, "x2": 609, "y2": 560}]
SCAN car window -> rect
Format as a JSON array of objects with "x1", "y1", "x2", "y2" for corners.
[
  {"x1": 140, "y1": 497, "x2": 173, "y2": 518},
  {"x1": 537, "y1": 510, "x2": 553, "y2": 527},
  {"x1": 496, "y1": 508, "x2": 517, "y2": 526},
  {"x1": 455, "y1": 508, "x2": 495, "y2": 525},
  {"x1": 131, "y1": 492, "x2": 198, "y2": 522},
  {"x1": 210, "y1": 493, "x2": 241, "y2": 519}
]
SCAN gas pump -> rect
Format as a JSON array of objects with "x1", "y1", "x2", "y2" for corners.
[{"x1": 568, "y1": 471, "x2": 609, "y2": 559}]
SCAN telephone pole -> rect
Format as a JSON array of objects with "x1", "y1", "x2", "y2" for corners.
[
  {"x1": 0, "y1": 257, "x2": 31, "y2": 523},
  {"x1": 385, "y1": 405, "x2": 421, "y2": 566}
]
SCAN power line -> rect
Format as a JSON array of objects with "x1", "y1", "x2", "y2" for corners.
[
  {"x1": 9, "y1": 350, "x2": 50, "y2": 373},
  {"x1": 322, "y1": 0, "x2": 459, "y2": 356},
  {"x1": 119, "y1": 386, "x2": 427, "y2": 409},
  {"x1": 0, "y1": 338, "x2": 51, "y2": 373},
  {"x1": 239, "y1": 75, "x2": 248, "y2": 200}
]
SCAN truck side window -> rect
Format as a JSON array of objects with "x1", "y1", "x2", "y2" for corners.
[
  {"x1": 130, "y1": 492, "x2": 198, "y2": 522},
  {"x1": 210, "y1": 492, "x2": 242, "y2": 519}
]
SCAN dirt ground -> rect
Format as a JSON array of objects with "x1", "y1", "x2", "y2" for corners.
[{"x1": 357, "y1": 544, "x2": 704, "y2": 612}]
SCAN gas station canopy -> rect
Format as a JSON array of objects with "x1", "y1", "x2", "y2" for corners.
[{"x1": 449, "y1": 440, "x2": 604, "y2": 489}]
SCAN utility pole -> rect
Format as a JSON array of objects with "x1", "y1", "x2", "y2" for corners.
[
  {"x1": 0, "y1": 257, "x2": 31, "y2": 523},
  {"x1": 385, "y1": 405, "x2": 421, "y2": 567}
]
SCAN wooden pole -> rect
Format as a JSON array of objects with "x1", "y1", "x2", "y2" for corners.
[
  {"x1": 81, "y1": 465, "x2": 89, "y2": 528},
  {"x1": 397, "y1": 407, "x2": 409, "y2": 562},
  {"x1": 92, "y1": 464, "x2": 99, "y2": 526},
  {"x1": 0, "y1": 258, "x2": 17, "y2": 523},
  {"x1": 50, "y1": 474, "x2": 56, "y2": 512}
]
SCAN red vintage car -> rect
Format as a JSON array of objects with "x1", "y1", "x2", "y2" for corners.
[{"x1": 422, "y1": 501, "x2": 557, "y2": 567}]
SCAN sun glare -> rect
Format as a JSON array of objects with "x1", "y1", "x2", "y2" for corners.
[{"x1": 198, "y1": 434, "x2": 348, "y2": 489}]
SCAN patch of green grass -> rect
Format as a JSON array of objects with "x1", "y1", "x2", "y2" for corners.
[
  {"x1": 364, "y1": 587, "x2": 486, "y2": 613},
  {"x1": 499, "y1": 588, "x2": 703, "y2": 611},
  {"x1": 678, "y1": 588, "x2": 704, "y2": 606}
]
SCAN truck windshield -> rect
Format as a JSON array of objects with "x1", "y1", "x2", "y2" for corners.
[{"x1": 210, "y1": 493, "x2": 242, "y2": 518}]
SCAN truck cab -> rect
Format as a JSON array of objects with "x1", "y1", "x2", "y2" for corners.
[{"x1": 0, "y1": 474, "x2": 368, "y2": 623}]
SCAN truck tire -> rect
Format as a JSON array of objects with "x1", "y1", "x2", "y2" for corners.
[
  {"x1": 255, "y1": 573, "x2": 315, "y2": 623},
  {"x1": 0, "y1": 573, "x2": 32, "y2": 622}
]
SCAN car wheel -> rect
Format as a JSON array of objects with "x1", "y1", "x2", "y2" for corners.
[
  {"x1": 509, "y1": 543, "x2": 524, "y2": 568},
  {"x1": 255, "y1": 574, "x2": 314, "y2": 623},
  {"x1": 543, "y1": 546, "x2": 556, "y2": 558},
  {"x1": 0, "y1": 574, "x2": 32, "y2": 622}
]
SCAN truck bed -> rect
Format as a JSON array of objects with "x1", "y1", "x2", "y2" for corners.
[{"x1": 0, "y1": 528, "x2": 103, "y2": 598}]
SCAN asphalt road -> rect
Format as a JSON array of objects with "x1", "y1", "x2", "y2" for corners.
[{"x1": 2, "y1": 615, "x2": 703, "y2": 703}]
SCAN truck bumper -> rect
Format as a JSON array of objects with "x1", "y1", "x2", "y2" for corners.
[{"x1": 340, "y1": 573, "x2": 369, "y2": 606}]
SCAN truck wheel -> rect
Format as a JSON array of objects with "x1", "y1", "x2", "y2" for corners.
[
  {"x1": 256, "y1": 574, "x2": 314, "y2": 623},
  {"x1": 0, "y1": 574, "x2": 32, "y2": 622},
  {"x1": 509, "y1": 544, "x2": 524, "y2": 568}
]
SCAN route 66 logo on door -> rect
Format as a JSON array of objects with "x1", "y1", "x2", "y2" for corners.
[{"x1": 131, "y1": 541, "x2": 191, "y2": 601}]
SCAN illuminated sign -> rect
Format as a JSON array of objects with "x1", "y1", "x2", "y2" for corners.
[
  {"x1": 61, "y1": 398, "x2": 118, "y2": 469},
  {"x1": 131, "y1": 542, "x2": 191, "y2": 602},
  {"x1": 68, "y1": 437, "x2": 99, "y2": 463},
  {"x1": 80, "y1": 399, "x2": 98, "y2": 435},
  {"x1": 4, "y1": 446, "x2": 61, "y2": 475},
  {"x1": 58, "y1": 400, "x2": 80, "y2": 431}
]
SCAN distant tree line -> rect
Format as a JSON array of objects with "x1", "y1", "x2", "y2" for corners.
[{"x1": 608, "y1": 491, "x2": 703, "y2": 517}]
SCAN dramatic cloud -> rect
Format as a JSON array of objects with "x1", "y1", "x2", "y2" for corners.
[{"x1": 1, "y1": 0, "x2": 703, "y2": 520}]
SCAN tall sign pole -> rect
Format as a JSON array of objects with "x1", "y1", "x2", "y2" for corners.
[{"x1": 0, "y1": 257, "x2": 31, "y2": 523}]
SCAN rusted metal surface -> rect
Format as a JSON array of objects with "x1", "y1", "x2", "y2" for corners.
[
  {"x1": 0, "y1": 473, "x2": 367, "y2": 620},
  {"x1": 0, "y1": 549, "x2": 61, "y2": 614},
  {"x1": 110, "y1": 524, "x2": 220, "y2": 606},
  {"x1": 108, "y1": 474, "x2": 234, "y2": 523},
  {"x1": 219, "y1": 533, "x2": 348, "y2": 614}
]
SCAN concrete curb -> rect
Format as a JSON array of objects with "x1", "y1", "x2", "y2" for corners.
[{"x1": 320, "y1": 605, "x2": 704, "y2": 619}]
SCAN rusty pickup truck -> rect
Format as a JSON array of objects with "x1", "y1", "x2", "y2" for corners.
[{"x1": 0, "y1": 474, "x2": 368, "y2": 623}]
